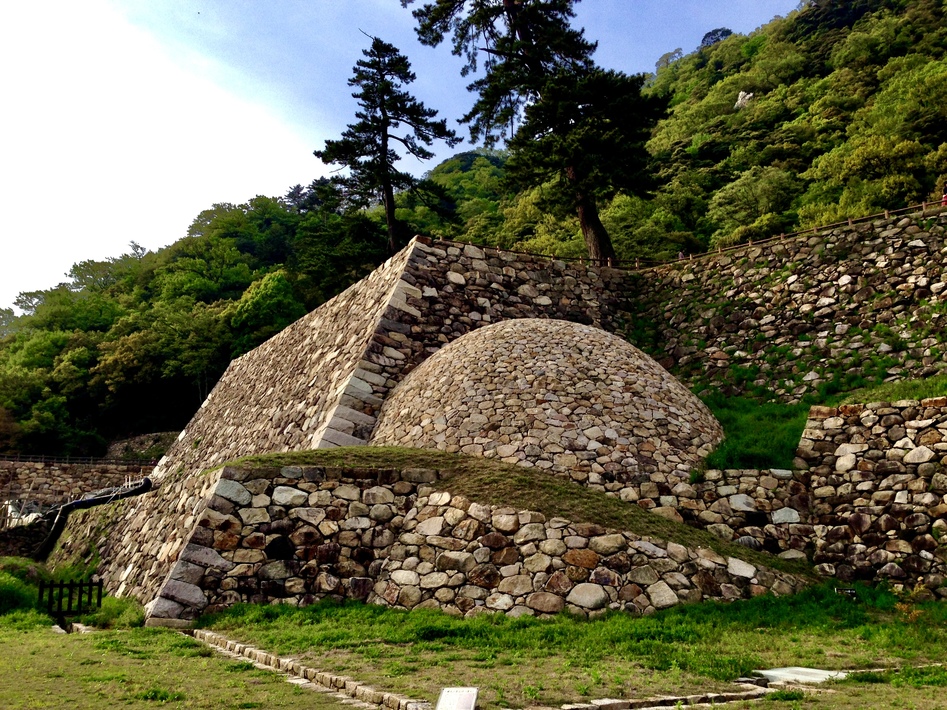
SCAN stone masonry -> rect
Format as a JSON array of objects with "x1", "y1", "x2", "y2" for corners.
[
  {"x1": 47, "y1": 217, "x2": 947, "y2": 618},
  {"x1": 629, "y1": 212, "x2": 947, "y2": 402},
  {"x1": 371, "y1": 319, "x2": 722, "y2": 489},
  {"x1": 133, "y1": 463, "x2": 808, "y2": 623},
  {"x1": 0, "y1": 461, "x2": 152, "y2": 507}
]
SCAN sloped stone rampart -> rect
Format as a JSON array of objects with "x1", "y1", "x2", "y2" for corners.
[
  {"x1": 0, "y1": 461, "x2": 151, "y2": 506},
  {"x1": 370, "y1": 319, "x2": 722, "y2": 488},
  {"x1": 50, "y1": 461, "x2": 223, "y2": 608},
  {"x1": 52, "y1": 238, "x2": 635, "y2": 615},
  {"x1": 142, "y1": 464, "x2": 808, "y2": 623},
  {"x1": 630, "y1": 213, "x2": 947, "y2": 402},
  {"x1": 151, "y1": 238, "x2": 631, "y2": 489}
]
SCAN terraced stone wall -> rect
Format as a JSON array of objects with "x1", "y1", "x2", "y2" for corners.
[
  {"x1": 627, "y1": 213, "x2": 947, "y2": 401},
  {"x1": 0, "y1": 461, "x2": 152, "y2": 506},
  {"x1": 144, "y1": 463, "x2": 809, "y2": 624},
  {"x1": 795, "y1": 398, "x2": 947, "y2": 592},
  {"x1": 609, "y1": 398, "x2": 947, "y2": 597}
]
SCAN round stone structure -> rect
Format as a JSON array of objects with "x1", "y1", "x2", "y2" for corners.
[{"x1": 370, "y1": 318, "x2": 723, "y2": 494}]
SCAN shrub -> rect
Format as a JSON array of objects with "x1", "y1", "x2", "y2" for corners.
[{"x1": 0, "y1": 571, "x2": 36, "y2": 615}]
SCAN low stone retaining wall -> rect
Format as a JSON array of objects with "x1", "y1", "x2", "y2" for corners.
[
  {"x1": 796, "y1": 398, "x2": 947, "y2": 588},
  {"x1": 0, "y1": 460, "x2": 153, "y2": 506},
  {"x1": 614, "y1": 398, "x2": 947, "y2": 595},
  {"x1": 145, "y1": 464, "x2": 809, "y2": 624}
]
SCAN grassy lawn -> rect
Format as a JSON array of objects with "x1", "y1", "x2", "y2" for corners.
[
  {"x1": 700, "y1": 373, "x2": 947, "y2": 471},
  {"x1": 0, "y1": 610, "x2": 351, "y2": 710},
  {"x1": 199, "y1": 583, "x2": 947, "y2": 710}
]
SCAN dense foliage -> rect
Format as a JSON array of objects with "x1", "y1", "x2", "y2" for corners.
[
  {"x1": 3, "y1": 0, "x2": 947, "y2": 455},
  {"x1": 406, "y1": 0, "x2": 663, "y2": 261},
  {"x1": 0, "y1": 197, "x2": 387, "y2": 455}
]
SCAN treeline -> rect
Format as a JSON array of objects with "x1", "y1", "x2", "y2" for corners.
[
  {"x1": 4, "y1": 0, "x2": 947, "y2": 455},
  {"x1": 0, "y1": 191, "x2": 388, "y2": 455},
  {"x1": 401, "y1": 0, "x2": 947, "y2": 258}
]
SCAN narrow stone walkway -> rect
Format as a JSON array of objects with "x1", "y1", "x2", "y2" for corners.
[{"x1": 188, "y1": 629, "x2": 774, "y2": 710}]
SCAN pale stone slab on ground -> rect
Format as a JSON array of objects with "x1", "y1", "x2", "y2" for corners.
[{"x1": 755, "y1": 667, "x2": 847, "y2": 683}]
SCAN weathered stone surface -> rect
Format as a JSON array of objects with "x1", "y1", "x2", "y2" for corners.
[
  {"x1": 567, "y1": 583, "x2": 610, "y2": 609},
  {"x1": 161, "y1": 580, "x2": 207, "y2": 608},
  {"x1": 647, "y1": 581, "x2": 679, "y2": 609},
  {"x1": 589, "y1": 534, "x2": 626, "y2": 556},
  {"x1": 727, "y1": 557, "x2": 756, "y2": 579},
  {"x1": 372, "y1": 319, "x2": 723, "y2": 485},
  {"x1": 771, "y1": 507, "x2": 800, "y2": 524},
  {"x1": 272, "y1": 486, "x2": 308, "y2": 507},
  {"x1": 527, "y1": 592, "x2": 565, "y2": 613},
  {"x1": 215, "y1": 479, "x2": 252, "y2": 506}
]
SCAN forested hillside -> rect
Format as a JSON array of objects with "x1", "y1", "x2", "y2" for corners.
[{"x1": 2, "y1": 0, "x2": 946, "y2": 456}]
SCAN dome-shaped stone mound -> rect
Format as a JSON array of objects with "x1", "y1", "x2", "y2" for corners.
[{"x1": 370, "y1": 319, "x2": 723, "y2": 491}]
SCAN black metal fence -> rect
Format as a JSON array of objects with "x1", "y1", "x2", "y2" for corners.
[{"x1": 38, "y1": 579, "x2": 103, "y2": 617}]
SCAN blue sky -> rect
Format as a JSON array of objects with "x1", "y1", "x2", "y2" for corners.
[{"x1": 0, "y1": 0, "x2": 799, "y2": 310}]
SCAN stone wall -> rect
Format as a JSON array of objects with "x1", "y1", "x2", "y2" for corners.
[
  {"x1": 50, "y1": 458, "x2": 221, "y2": 606},
  {"x1": 151, "y1": 237, "x2": 629, "y2": 485},
  {"x1": 371, "y1": 319, "x2": 722, "y2": 490},
  {"x1": 795, "y1": 398, "x2": 947, "y2": 590},
  {"x1": 603, "y1": 398, "x2": 947, "y2": 597},
  {"x1": 627, "y1": 213, "x2": 947, "y2": 401},
  {"x1": 0, "y1": 460, "x2": 153, "y2": 506},
  {"x1": 143, "y1": 463, "x2": 809, "y2": 624}
]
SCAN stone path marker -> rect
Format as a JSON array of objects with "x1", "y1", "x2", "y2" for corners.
[
  {"x1": 755, "y1": 667, "x2": 847, "y2": 684},
  {"x1": 435, "y1": 687, "x2": 478, "y2": 710}
]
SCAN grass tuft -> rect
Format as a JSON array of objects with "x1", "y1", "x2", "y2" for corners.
[{"x1": 700, "y1": 394, "x2": 810, "y2": 470}]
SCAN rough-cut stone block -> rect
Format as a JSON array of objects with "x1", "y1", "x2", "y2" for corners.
[
  {"x1": 567, "y1": 583, "x2": 609, "y2": 609},
  {"x1": 215, "y1": 479, "x2": 252, "y2": 506}
]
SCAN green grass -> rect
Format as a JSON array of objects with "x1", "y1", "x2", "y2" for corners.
[
  {"x1": 0, "y1": 616, "x2": 349, "y2": 710},
  {"x1": 0, "y1": 557, "x2": 144, "y2": 628},
  {"x1": 700, "y1": 394, "x2": 811, "y2": 470},
  {"x1": 700, "y1": 372, "x2": 947, "y2": 471},
  {"x1": 840, "y1": 372, "x2": 947, "y2": 404},
  {"x1": 842, "y1": 665, "x2": 947, "y2": 688},
  {"x1": 229, "y1": 448, "x2": 812, "y2": 577},
  {"x1": 198, "y1": 583, "x2": 947, "y2": 710}
]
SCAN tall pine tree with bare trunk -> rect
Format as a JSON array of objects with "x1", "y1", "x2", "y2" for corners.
[
  {"x1": 315, "y1": 36, "x2": 460, "y2": 254},
  {"x1": 404, "y1": 0, "x2": 664, "y2": 263}
]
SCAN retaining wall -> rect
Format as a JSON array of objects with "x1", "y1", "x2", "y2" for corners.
[
  {"x1": 0, "y1": 461, "x2": 153, "y2": 506},
  {"x1": 141, "y1": 464, "x2": 809, "y2": 623},
  {"x1": 628, "y1": 213, "x2": 947, "y2": 401}
]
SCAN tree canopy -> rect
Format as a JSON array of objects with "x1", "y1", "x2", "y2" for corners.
[{"x1": 405, "y1": 0, "x2": 664, "y2": 262}]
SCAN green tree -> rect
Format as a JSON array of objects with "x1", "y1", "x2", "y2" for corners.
[
  {"x1": 315, "y1": 36, "x2": 460, "y2": 254},
  {"x1": 406, "y1": 0, "x2": 663, "y2": 262},
  {"x1": 505, "y1": 68, "x2": 665, "y2": 262}
]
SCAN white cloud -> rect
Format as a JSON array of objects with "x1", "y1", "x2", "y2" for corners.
[{"x1": 0, "y1": 0, "x2": 325, "y2": 309}]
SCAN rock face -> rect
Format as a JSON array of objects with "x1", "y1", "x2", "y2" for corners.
[{"x1": 371, "y1": 319, "x2": 722, "y2": 488}]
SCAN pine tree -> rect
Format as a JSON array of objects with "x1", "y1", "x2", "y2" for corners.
[
  {"x1": 315, "y1": 36, "x2": 460, "y2": 254},
  {"x1": 405, "y1": 0, "x2": 665, "y2": 263}
]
